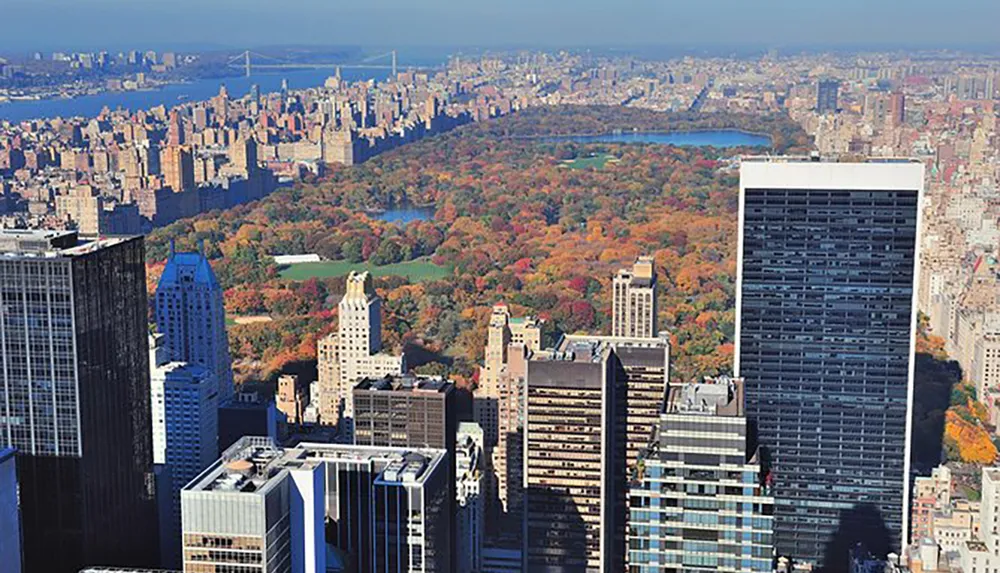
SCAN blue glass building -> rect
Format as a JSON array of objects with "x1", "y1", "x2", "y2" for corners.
[
  {"x1": 629, "y1": 377, "x2": 774, "y2": 573},
  {"x1": 736, "y1": 159, "x2": 923, "y2": 567}
]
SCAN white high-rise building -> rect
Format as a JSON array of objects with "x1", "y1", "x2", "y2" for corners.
[
  {"x1": 457, "y1": 422, "x2": 484, "y2": 573},
  {"x1": 320, "y1": 271, "x2": 404, "y2": 440},
  {"x1": 154, "y1": 247, "x2": 234, "y2": 403},
  {"x1": 612, "y1": 256, "x2": 657, "y2": 338},
  {"x1": 149, "y1": 334, "x2": 219, "y2": 566}
]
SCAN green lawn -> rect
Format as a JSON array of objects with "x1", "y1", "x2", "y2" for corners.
[
  {"x1": 278, "y1": 258, "x2": 452, "y2": 281},
  {"x1": 563, "y1": 153, "x2": 617, "y2": 169}
]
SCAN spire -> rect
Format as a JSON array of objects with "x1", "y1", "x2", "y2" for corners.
[{"x1": 169, "y1": 238, "x2": 175, "y2": 258}]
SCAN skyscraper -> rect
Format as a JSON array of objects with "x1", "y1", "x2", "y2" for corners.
[
  {"x1": 557, "y1": 333, "x2": 670, "y2": 471},
  {"x1": 148, "y1": 334, "x2": 219, "y2": 567},
  {"x1": 816, "y1": 79, "x2": 839, "y2": 114},
  {"x1": 0, "y1": 229, "x2": 156, "y2": 572},
  {"x1": 477, "y1": 304, "x2": 541, "y2": 534},
  {"x1": 523, "y1": 341, "x2": 627, "y2": 572},
  {"x1": 628, "y1": 376, "x2": 775, "y2": 573},
  {"x1": 160, "y1": 145, "x2": 194, "y2": 192},
  {"x1": 0, "y1": 447, "x2": 21, "y2": 573},
  {"x1": 612, "y1": 256, "x2": 657, "y2": 338},
  {"x1": 456, "y1": 422, "x2": 485, "y2": 573},
  {"x1": 321, "y1": 271, "x2": 404, "y2": 440},
  {"x1": 154, "y1": 247, "x2": 234, "y2": 403},
  {"x1": 181, "y1": 437, "x2": 452, "y2": 573},
  {"x1": 736, "y1": 158, "x2": 923, "y2": 566}
]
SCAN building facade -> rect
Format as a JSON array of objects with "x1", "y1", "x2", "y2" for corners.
[
  {"x1": 322, "y1": 271, "x2": 405, "y2": 440},
  {"x1": 629, "y1": 377, "x2": 775, "y2": 573},
  {"x1": 149, "y1": 333, "x2": 219, "y2": 563},
  {"x1": 154, "y1": 248, "x2": 234, "y2": 404},
  {"x1": 523, "y1": 343, "x2": 627, "y2": 572},
  {"x1": 558, "y1": 333, "x2": 670, "y2": 471},
  {"x1": 817, "y1": 80, "x2": 839, "y2": 114},
  {"x1": 736, "y1": 159, "x2": 924, "y2": 565},
  {"x1": 612, "y1": 256, "x2": 658, "y2": 339},
  {"x1": 0, "y1": 230, "x2": 157, "y2": 572},
  {"x1": 457, "y1": 422, "x2": 485, "y2": 573},
  {"x1": 0, "y1": 447, "x2": 21, "y2": 573},
  {"x1": 960, "y1": 468, "x2": 1000, "y2": 573},
  {"x1": 181, "y1": 437, "x2": 452, "y2": 573},
  {"x1": 910, "y1": 465, "x2": 952, "y2": 544}
]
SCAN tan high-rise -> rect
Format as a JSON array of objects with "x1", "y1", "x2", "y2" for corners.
[
  {"x1": 476, "y1": 303, "x2": 541, "y2": 538},
  {"x1": 315, "y1": 271, "x2": 403, "y2": 439},
  {"x1": 612, "y1": 256, "x2": 657, "y2": 338},
  {"x1": 161, "y1": 145, "x2": 194, "y2": 193}
]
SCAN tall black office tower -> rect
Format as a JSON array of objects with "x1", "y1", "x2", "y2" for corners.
[
  {"x1": 817, "y1": 79, "x2": 839, "y2": 114},
  {"x1": 0, "y1": 230, "x2": 157, "y2": 572},
  {"x1": 736, "y1": 159, "x2": 923, "y2": 568}
]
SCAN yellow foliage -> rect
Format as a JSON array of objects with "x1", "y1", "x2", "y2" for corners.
[{"x1": 945, "y1": 410, "x2": 998, "y2": 464}]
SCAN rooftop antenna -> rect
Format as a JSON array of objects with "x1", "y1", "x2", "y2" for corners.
[
  {"x1": 198, "y1": 239, "x2": 205, "y2": 256},
  {"x1": 169, "y1": 238, "x2": 175, "y2": 257}
]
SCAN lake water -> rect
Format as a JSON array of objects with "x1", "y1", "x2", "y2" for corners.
[
  {"x1": 542, "y1": 130, "x2": 770, "y2": 147},
  {"x1": 373, "y1": 207, "x2": 435, "y2": 224},
  {"x1": 0, "y1": 67, "x2": 392, "y2": 122}
]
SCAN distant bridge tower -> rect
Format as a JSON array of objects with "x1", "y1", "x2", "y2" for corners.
[
  {"x1": 245, "y1": 50, "x2": 251, "y2": 78},
  {"x1": 392, "y1": 50, "x2": 397, "y2": 77}
]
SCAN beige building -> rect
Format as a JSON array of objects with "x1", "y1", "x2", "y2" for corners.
[
  {"x1": 55, "y1": 187, "x2": 102, "y2": 235},
  {"x1": 275, "y1": 373, "x2": 308, "y2": 426},
  {"x1": 315, "y1": 271, "x2": 404, "y2": 440},
  {"x1": 972, "y1": 332, "x2": 1000, "y2": 414},
  {"x1": 316, "y1": 333, "x2": 340, "y2": 425},
  {"x1": 612, "y1": 256, "x2": 657, "y2": 338},
  {"x1": 476, "y1": 303, "x2": 541, "y2": 538}
]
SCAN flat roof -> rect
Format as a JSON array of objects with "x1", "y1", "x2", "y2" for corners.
[
  {"x1": 0, "y1": 229, "x2": 137, "y2": 259},
  {"x1": 184, "y1": 437, "x2": 446, "y2": 495},
  {"x1": 666, "y1": 376, "x2": 744, "y2": 417},
  {"x1": 740, "y1": 158, "x2": 925, "y2": 192},
  {"x1": 0, "y1": 447, "x2": 15, "y2": 464},
  {"x1": 354, "y1": 373, "x2": 452, "y2": 394}
]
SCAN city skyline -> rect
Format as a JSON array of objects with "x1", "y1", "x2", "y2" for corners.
[{"x1": 0, "y1": 26, "x2": 997, "y2": 573}]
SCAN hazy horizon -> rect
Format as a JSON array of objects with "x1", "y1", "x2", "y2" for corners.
[{"x1": 3, "y1": 0, "x2": 1000, "y2": 53}]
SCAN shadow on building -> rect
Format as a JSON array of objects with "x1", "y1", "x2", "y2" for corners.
[
  {"x1": 820, "y1": 503, "x2": 892, "y2": 573},
  {"x1": 911, "y1": 353, "x2": 962, "y2": 472},
  {"x1": 525, "y1": 487, "x2": 588, "y2": 573}
]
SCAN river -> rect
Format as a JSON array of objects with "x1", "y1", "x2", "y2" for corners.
[{"x1": 0, "y1": 67, "x2": 392, "y2": 122}]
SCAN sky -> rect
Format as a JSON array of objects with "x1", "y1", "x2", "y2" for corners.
[{"x1": 2, "y1": 0, "x2": 999, "y2": 53}]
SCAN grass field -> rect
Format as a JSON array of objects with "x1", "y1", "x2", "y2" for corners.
[
  {"x1": 563, "y1": 153, "x2": 618, "y2": 169},
  {"x1": 278, "y1": 258, "x2": 451, "y2": 281}
]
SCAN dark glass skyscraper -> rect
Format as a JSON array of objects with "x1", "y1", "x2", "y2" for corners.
[
  {"x1": 816, "y1": 79, "x2": 839, "y2": 114},
  {"x1": 0, "y1": 230, "x2": 156, "y2": 573},
  {"x1": 736, "y1": 159, "x2": 923, "y2": 567}
]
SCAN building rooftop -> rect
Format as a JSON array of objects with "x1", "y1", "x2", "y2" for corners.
[
  {"x1": 741, "y1": 154, "x2": 923, "y2": 164},
  {"x1": 666, "y1": 375, "x2": 744, "y2": 417},
  {"x1": 354, "y1": 373, "x2": 452, "y2": 394},
  {"x1": 152, "y1": 361, "x2": 213, "y2": 384},
  {"x1": 0, "y1": 446, "x2": 14, "y2": 464},
  {"x1": 184, "y1": 437, "x2": 445, "y2": 495},
  {"x1": 0, "y1": 229, "x2": 133, "y2": 258},
  {"x1": 158, "y1": 250, "x2": 220, "y2": 289},
  {"x1": 558, "y1": 333, "x2": 669, "y2": 369}
]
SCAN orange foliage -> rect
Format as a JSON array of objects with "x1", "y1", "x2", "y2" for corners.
[{"x1": 945, "y1": 410, "x2": 998, "y2": 464}]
